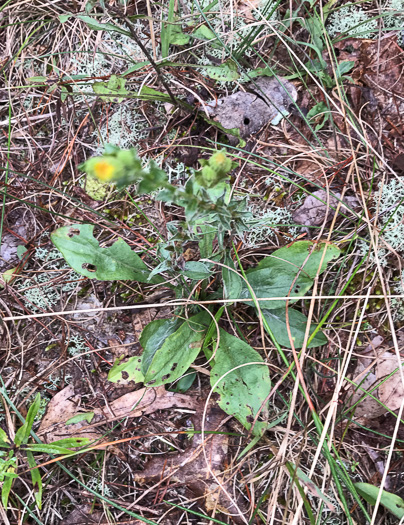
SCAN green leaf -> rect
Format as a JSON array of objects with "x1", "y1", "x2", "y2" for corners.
[
  {"x1": 25, "y1": 444, "x2": 76, "y2": 455},
  {"x1": 240, "y1": 266, "x2": 313, "y2": 309},
  {"x1": 138, "y1": 85, "x2": 172, "y2": 102},
  {"x1": 140, "y1": 318, "x2": 183, "y2": 376},
  {"x1": 200, "y1": 59, "x2": 239, "y2": 82},
  {"x1": 50, "y1": 438, "x2": 91, "y2": 448},
  {"x1": 307, "y1": 101, "x2": 329, "y2": 131},
  {"x1": 337, "y1": 60, "x2": 355, "y2": 77},
  {"x1": 141, "y1": 312, "x2": 209, "y2": 386},
  {"x1": 262, "y1": 308, "x2": 327, "y2": 349},
  {"x1": 171, "y1": 371, "x2": 196, "y2": 393},
  {"x1": 256, "y1": 241, "x2": 340, "y2": 278},
  {"x1": 93, "y1": 74, "x2": 129, "y2": 102},
  {"x1": 76, "y1": 14, "x2": 131, "y2": 36},
  {"x1": 108, "y1": 356, "x2": 144, "y2": 384},
  {"x1": 26, "y1": 451, "x2": 42, "y2": 510},
  {"x1": 180, "y1": 261, "x2": 213, "y2": 280},
  {"x1": 27, "y1": 76, "x2": 47, "y2": 84},
  {"x1": 191, "y1": 24, "x2": 218, "y2": 43},
  {"x1": 122, "y1": 60, "x2": 149, "y2": 76},
  {"x1": 65, "y1": 413, "x2": 95, "y2": 425},
  {"x1": 1, "y1": 472, "x2": 13, "y2": 509},
  {"x1": 210, "y1": 329, "x2": 271, "y2": 436},
  {"x1": 0, "y1": 429, "x2": 10, "y2": 446},
  {"x1": 240, "y1": 242, "x2": 340, "y2": 309},
  {"x1": 222, "y1": 252, "x2": 242, "y2": 302},
  {"x1": 14, "y1": 393, "x2": 40, "y2": 447},
  {"x1": 58, "y1": 13, "x2": 72, "y2": 23},
  {"x1": 354, "y1": 482, "x2": 404, "y2": 519},
  {"x1": 51, "y1": 224, "x2": 161, "y2": 282}
]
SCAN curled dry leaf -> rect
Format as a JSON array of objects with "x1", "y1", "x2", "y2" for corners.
[
  {"x1": 206, "y1": 77, "x2": 297, "y2": 144},
  {"x1": 348, "y1": 337, "x2": 404, "y2": 420},
  {"x1": 131, "y1": 400, "x2": 247, "y2": 524},
  {"x1": 38, "y1": 385, "x2": 198, "y2": 444},
  {"x1": 292, "y1": 189, "x2": 359, "y2": 227}
]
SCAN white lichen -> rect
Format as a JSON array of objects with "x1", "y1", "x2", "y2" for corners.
[{"x1": 327, "y1": 5, "x2": 378, "y2": 38}]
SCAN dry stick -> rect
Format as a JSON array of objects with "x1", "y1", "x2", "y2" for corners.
[{"x1": 106, "y1": 5, "x2": 178, "y2": 108}]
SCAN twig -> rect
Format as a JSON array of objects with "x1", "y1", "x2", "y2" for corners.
[{"x1": 106, "y1": 5, "x2": 178, "y2": 108}]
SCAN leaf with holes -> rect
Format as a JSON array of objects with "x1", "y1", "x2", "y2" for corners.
[
  {"x1": 211, "y1": 329, "x2": 271, "y2": 436},
  {"x1": 199, "y1": 59, "x2": 240, "y2": 82},
  {"x1": 355, "y1": 483, "x2": 404, "y2": 519},
  {"x1": 140, "y1": 317, "x2": 183, "y2": 376},
  {"x1": 51, "y1": 224, "x2": 161, "y2": 282},
  {"x1": 262, "y1": 308, "x2": 327, "y2": 348},
  {"x1": 141, "y1": 312, "x2": 209, "y2": 386},
  {"x1": 108, "y1": 356, "x2": 144, "y2": 385}
]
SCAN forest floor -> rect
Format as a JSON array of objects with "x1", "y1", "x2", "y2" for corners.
[{"x1": 1, "y1": 0, "x2": 404, "y2": 524}]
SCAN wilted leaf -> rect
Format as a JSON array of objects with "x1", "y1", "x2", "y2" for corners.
[
  {"x1": 38, "y1": 384, "x2": 197, "y2": 444},
  {"x1": 348, "y1": 341, "x2": 404, "y2": 421},
  {"x1": 51, "y1": 224, "x2": 160, "y2": 282},
  {"x1": 355, "y1": 482, "x2": 404, "y2": 519},
  {"x1": 263, "y1": 308, "x2": 327, "y2": 349},
  {"x1": 288, "y1": 464, "x2": 336, "y2": 512},
  {"x1": 132, "y1": 400, "x2": 247, "y2": 524},
  {"x1": 211, "y1": 329, "x2": 271, "y2": 436}
]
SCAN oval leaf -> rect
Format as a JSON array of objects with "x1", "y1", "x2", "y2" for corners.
[
  {"x1": 140, "y1": 317, "x2": 183, "y2": 376},
  {"x1": 142, "y1": 312, "x2": 209, "y2": 386},
  {"x1": 256, "y1": 241, "x2": 340, "y2": 278},
  {"x1": 211, "y1": 329, "x2": 271, "y2": 436},
  {"x1": 263, "y1": 308, "x2": 327, "y2": 349},
  {"x1": 51, "y1": 224, "x2": 160, "y2": 282},
  {"x1": 355, "y1": 482, "x2": 404, "y2": 519}
]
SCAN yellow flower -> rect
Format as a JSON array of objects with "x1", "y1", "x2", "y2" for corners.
[
  {"x1": 84, "y1": 156, "x2": 123, "y2": 182},
  {"x1": 93, "y1": 160, "x2": 117, "y2": 181}
]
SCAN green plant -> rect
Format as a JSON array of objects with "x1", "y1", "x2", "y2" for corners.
[
  {"x1": 0, "y1": 394, "x2": 89, "y2": 510},
  {"x1": 51, "y1": 146, "x2": 340, "y2": 437}
]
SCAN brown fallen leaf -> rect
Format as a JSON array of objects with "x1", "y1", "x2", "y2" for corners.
[
  {"x1": 206, "y1": 77, "x2": 297, "y2": 145},
  {"x1": 38, "y1": 385, "x2": 198, "y2": 444},
  {"x1": 131, "y1": 400, "x2": 247, "y2": 524},
  {"x1": 348, "y1": 337, "x2": 404, "y2": 420},
  {"x1": 334, "y1": 35, "x2": 404, "y2": 150},
  {"x1": 292, "y1": 189, "x2": 358, "y2": 227}
]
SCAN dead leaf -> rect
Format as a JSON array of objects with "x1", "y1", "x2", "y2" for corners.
[
  {"x1": 348, "y1": 337, "x2": 404, "y2": 420},
  {"x1": 237, "y1": 0, "x2": 261, "y2": 19},
  {"x1": 206, "y1": 77, "x2": 297, "y2": 144},
  {"x1": 131, "y1": 400, "x2": 247, "y2": 524},
  {"x1": 60, "y1": 505, "x2": 154, "y2": 525},
  {"x1": 334, "y1": 35, "x2": 404, "y2": 148},
  {"x1": 292, "y1": 189, "x2": 359, "y2": 227},
  {"x1": 38, "y1": 385, "x2": 198, "y2": 444}
]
